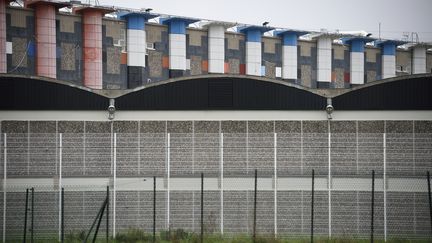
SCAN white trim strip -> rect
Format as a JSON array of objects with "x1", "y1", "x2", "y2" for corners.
[{"x1": 1, "y1": 111, "x2": 431, "y2": 121}]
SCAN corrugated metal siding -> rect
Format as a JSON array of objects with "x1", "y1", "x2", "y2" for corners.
[
  {"x1": 333, "y1": 76, "x2": 432, "y2": 110},
  {"x1": 116, "y1": 77, "x2": 327, "y2": 110},
  {"x1": 0, "y1": 77, "x2": 108, "y2": 110}
]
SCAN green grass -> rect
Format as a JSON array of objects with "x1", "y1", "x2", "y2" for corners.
[{"x1": 6, "y1": 229, "x2": 432, "y2": 243}]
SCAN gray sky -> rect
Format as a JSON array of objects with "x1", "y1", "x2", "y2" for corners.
[{"x1": 99, "y1": 0, "x2": 432, "y2": 42}]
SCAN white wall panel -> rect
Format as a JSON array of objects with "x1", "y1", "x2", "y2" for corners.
[
  {"x1": 317, "y1": 37, "x2": 332, "y2": 82},
  {"x1": 246, "y1": 41, "x2": 261, "y2": 76},
  {"x1": 169, "y1": 34, "x2": 186, "y2": 70},
  {"x1": 282, "y1": 45, "x2": 297, "y2": 79},
  {"x1": 412, "y1": 47, "x2": 426, "y2": 74},
  {"x1": 350, "y1": 52, "x2": 364, "y2": 84},
  {"x1": 127, "y1": 29, "x2": 146, "y2": 67},
  {"x1": 208, "y1": 25, "x2": 225, "y2": 73},
  {"x1": 382, "y1": 55, "x2": 396, "y2": 79}
]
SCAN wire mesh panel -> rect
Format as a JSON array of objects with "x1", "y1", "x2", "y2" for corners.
[
  {"x1": 387, "y1": 192, "x2": 416, "y2": 238},
  {"x1": 223, "y1": 134, "x2": 247, "y2": 176},
  {"x1": 63, "y1": 187, "x2": 111, "y2": 240},
  {"x1": 248, "y1": 133, "x2": 274, "y2": 176},
  {"x1": 84, "y1": 133, "x2": 112, "y2": 177},
  {"x1": 387, "y1": 133, "x2": 415, "y2": 176},
  {"x1": 277, "y1": 133, "x2": 302, "y2": 176},
  {"x1": 193, "y1": 133, "x2": 220, "y2": 176},
  {"x1": 277, "y1": 191, "x2": 303, "y2": 237},
  {"x1": 29, "y1": 133, "x2": 57, "y2": 177},
  {"x1": 116, "y1": 133, "x2": 139, "y2": 177},
  {"x1": 358, "y1": 133, "x2": 384, "y2": 175},
  {"x1": 6, "y1": 133, "x2": 28, "y2": 177},
  {"x1": 33, "y1": 188, "x2": 58, "y2": 240},
  {"x1": 302, "y1": 191, "x2": 329, "y2": 236},
  {"x1": 414, "y1": 133, "x2": 432, "y2": 176},
  {"x1": 5, "y1": 191, "x2": 25, "y2": 241},
  {"x1": 0, "y1": 128, "x2": 431, "y2": 241},
  {"x1": 170, "y1": 191, "x2": 194, "y2": 231},
  {"x1": 331, "y1": 133, "x2": 357, "y2": 176},
  {"x1": 253, "y1": 191, "x2": 275, "y2": 235},
  {"x1": 140, "y1": 133, "x2": 166, "y2": 177},
  {"x1": 223, "y1": 191, "x2": 250, "y2": 235},
  {"x1": 62, "y1": 133, "x2": 85, "y2": 176},
  {"x1": 303, "y1": 133, "x2": 329, "y2": 176},
  {"x1": 192, "y1": 191, "x2": 220, "y2": 234},
  {"x1": 331, "y1": 191, "x2": 359, "y2": 237},
  {"x1": 170, "y1": 134, "x2": 193, "y2": 177}
]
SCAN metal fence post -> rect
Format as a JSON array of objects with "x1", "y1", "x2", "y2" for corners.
[
  {"x1": 113, "y1": 133, "x2": 117, "y2": 239},
  {"x1": 58, "y1": 133, "x2": 62, "y2": 242},
  {"x1": 153, "y1": 176, "x2": 156, "y2": 243},
  {"x1": 328, "y1": 131, "x2": 332, "y2": 238},
  {"x1": 274, "y1": 133, "x2": 277, "y2": 237},
  {"x1": 201, "y1": 173, "x2": 204, "y2": 243},
  {"x1": 106, "y1": 186, "x2": 109, "y2": 243},
  {"x1": 61, "y1": 187, "x2": 64, "y2": 243},
  {"x1": 166, "y1": 133, "x2": 170, "y2": 231},
  {"x1": 371, "y1": 170, "x2": 375, "y2": 243},
  {"x1": 311, "y1": 169, "x2": 315, "y2": 243},
  {"x1": 427, "y1": 171, "x2": 432, "y2": 236},
  {"x1": 3, "y1": 133, "x2": 7, "y2": 243},
  {"x1": 220, "y1": 133, "x2": 224, "y2": 235},
  {"x1": 31, "y1": 187, "x2": 34, "y2": 243},
  {"x1": 383, "y1": 133, "x2": 387, "y2": 242},
  {"x1": 23, "y1": 188, "x2": 29, "y2": 243},
  {"x1": 253, "y1": 169, "x2": 257, "y2": 242}
]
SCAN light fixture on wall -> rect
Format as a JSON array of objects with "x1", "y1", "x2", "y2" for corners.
[
  {"x1": 326, "y1": 98, "x2": 334, "y2": 120},
  {"x1": 108, "y1": 98, "x2": 116, "y2": 120}
]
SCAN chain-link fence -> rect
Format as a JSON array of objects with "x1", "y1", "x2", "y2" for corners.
[{"x1": 0, "y1": 132, "x2": 431, "y2": 241}]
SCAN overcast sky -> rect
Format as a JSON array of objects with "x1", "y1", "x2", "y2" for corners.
[{"x1": 99, "y1": 0, "x2": 432, "y2": 42}]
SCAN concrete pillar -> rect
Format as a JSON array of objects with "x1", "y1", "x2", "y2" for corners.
[
  {"x1": 239, "y1": 26, "x2": 274, "y2": 76},
  {"x1": 412, "y1": 46, "x2": 426, "y2": 74},
  {"x1": 245, "y1": 30, "x2": 262, "y2": 76},
  {"x1": 317, "y1": 36, "x2": 332, "y2": 82},
  {"x1": 282, "y1": 34, "x2": 297, "y2": 79},
  {"x1": 276, "y1": 30, "x2": 308, "y2": 80},
  {"x1": 0, "y1": 0, "x2": 8, "y2": 73},
  {"x1": 350, "y1": 40, "x2": 365, "y2": 84},
  {"x1": 74, "y1": 6, "x2": 113, "y2": 89},
  {"x1": 162, "y1": 17, "x2": 198, "y2": 78},
  {"x1": 119, "y1": 12, "x2": 158, "y2": 87},
  {"x1": 381, "y1": 43, "x2": 396, "y2": 79},
  {"x1": 208, "y1": 25, "x2": 225, "y2": 73},
  {"x1": 26, "y1": 1, "x2": 70, "y2": 78}
]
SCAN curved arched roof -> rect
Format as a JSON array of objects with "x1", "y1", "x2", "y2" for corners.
[{"x1": 0, "y1": 73, "x2": 431, "y2": 111}]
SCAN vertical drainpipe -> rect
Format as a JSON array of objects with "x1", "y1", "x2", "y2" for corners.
[
  {"x1": 119, "y1": 12, "x2": 158, "y2": 87},
  {"x1": 161, "y1": 17, "x2": 198, "y2": 78},
  {"x1": 0, "y1": 0, "x2": 9, "y2": 73},
  {"x1": 26, "y1": 1, "x2": 70, "y2": 79},
  {"x1": 317, "y1": 36, "x2": 332, "y2": 83},
  {"x1": 412, "y1": 45, "x2": 426, "y2": 74},
  {"x1": 74, "y1": 6, "x2": 113, "y2": 89},
  {"x1": 350, "y1": 39, "x2": 365, "y2": 85}
]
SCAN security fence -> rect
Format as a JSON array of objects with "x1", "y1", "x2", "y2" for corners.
[{"x1": 0, "y1": 132, "x2": 431, "y2": 241}]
